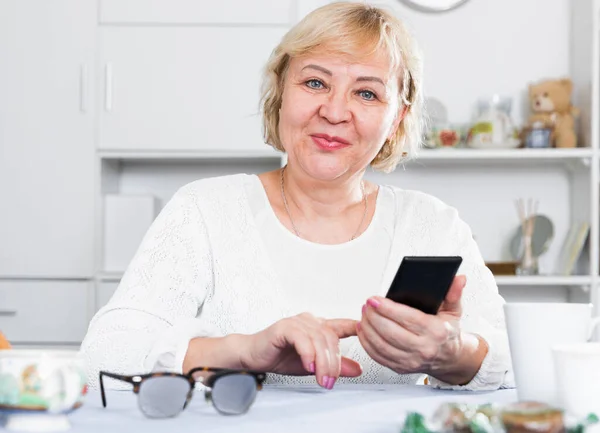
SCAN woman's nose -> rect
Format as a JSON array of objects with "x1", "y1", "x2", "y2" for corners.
[{"x1": 318, "y1": 91, "x2": 351, "y2": 124}]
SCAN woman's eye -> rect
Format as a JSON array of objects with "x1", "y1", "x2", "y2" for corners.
[
  {"x1": 306, "y1": 79, "x2": 324, "y2": 89},
  {"x1": 358, "y1": 90, "x2": 377, "y2": 101}
]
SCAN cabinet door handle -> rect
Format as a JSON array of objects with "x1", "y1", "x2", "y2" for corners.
[
  {"x1": 79, "y1": 63, "x2": 88, "y2": 113},
  {"x1": 0, "y1": 310, "x2": 16, "y2": 316},
  {"x1": 105, "y1": 62, "x2": 113, "y2": 112}
]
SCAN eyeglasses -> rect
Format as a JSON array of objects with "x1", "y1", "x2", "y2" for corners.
[{"x1": 99, "y1": 367, "x2": 266, "y2": 418}]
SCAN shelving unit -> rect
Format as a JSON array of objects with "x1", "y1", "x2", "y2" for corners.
[
  {"x1": 94, "y1": 0, "x2": 600, "y2": 305},
  {"x1": 493, "y1": 275, "x2": 593, "y2": 288},
  {"x1": 98, "y1": 147, "x2": 597, "y2": 164},
  {"x1": 416, "y1": 148, "x2": 595, "y2": 162},
  {"x1": 98, "y1": 149, "x2": 282, "y2": 162},
  {"x1": 95, "y1": 270, "x2": 594, "y2": 289},
  {"x1": 90, "y1": 0, "x2": 600, "y2": 319},
  {"x1": 96, "y1": 145, "x2": 598, "y2": 306}
]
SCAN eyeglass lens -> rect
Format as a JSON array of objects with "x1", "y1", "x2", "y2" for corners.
[
  {"x1": 138, "y1": 376, "x2": 191, "y2": 418},
  {"x1": 211, "y1": 374, "x2": 258, "y2": 415}
]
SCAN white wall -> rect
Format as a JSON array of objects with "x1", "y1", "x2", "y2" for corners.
[
  {"x1": 372, "y1": 0, "x2": 570, "y2": 127},
  {"x1": 570, "y1": 0, "x2": 594, "y2": 147}
]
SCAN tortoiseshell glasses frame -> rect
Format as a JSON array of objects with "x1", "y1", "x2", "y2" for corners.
[{"x1": 99, "y1": 367, "x2": 266, "y2": 417}]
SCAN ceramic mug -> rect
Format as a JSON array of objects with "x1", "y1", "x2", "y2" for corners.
[
  {"x1": 552, "y1": 342, "x2": 600, "y2": 418},
  {"x1": 503, "y1": 303, "x2": 600, "y2": 406},
  {"x1": 0, "y1": 350, "x2": 87, "y2": 413}
]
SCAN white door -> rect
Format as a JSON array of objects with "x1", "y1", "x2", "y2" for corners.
[
  {"x1": 0, "y1": 1, "x2": 96, "y2": 277},
  {"x1": 98, "y1": 26, "x2": 288, "y2": 153}
]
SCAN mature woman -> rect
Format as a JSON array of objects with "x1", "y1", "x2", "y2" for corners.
[{"x1": 82, "y1": 2, "x2": 513, "y2": 391}]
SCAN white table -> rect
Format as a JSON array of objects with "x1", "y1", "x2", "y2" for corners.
[
  {"x1": 39, "y1": 384, "x2": 517, "y2": 433},
  {"x1": 57, "y1": 384, "x2": 517, "y2": 433}
]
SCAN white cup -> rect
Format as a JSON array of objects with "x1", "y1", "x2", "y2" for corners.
[
  {"x1": 552, "y1": 342, "x2": 600, "y2": 417},
  {"x1": 503, "y1": 302, "x2": 600, "y2": 406}
]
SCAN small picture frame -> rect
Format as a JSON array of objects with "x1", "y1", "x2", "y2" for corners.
[{"x1": 556, "y1": 222, "x2": 590, "y2": 275}]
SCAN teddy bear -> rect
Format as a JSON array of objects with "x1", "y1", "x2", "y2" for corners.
[{"x1": 527, "y1": 78, "x2": 579, "y2": 148}]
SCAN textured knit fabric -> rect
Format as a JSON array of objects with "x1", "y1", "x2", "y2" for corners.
[{"x1": 81, "y1": 174, "x2": 514, "y2": 390}]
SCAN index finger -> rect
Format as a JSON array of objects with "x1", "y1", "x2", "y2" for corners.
[{"x1": 324, "y1": 319, "x2": 358, "y2": 338}]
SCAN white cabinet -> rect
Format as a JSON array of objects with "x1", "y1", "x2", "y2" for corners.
[
  {"x1": 97, "y1": 26, "x2": 287, "y2": 153},
  {"x1": 103, "y1": 194, "x2": 158, "y2": 272},
  {"x1": 99, "y1": 0, "x2": 295, "y2": 25},
  {"x1": 0, "y1": 0, "x2": 96, "y2": 278},
  {"x1": 0, "y1": 281, "x2": 91, "y2": 344},
  {"x1": 96, "y1": 282, "x2": 118, "y2": 312}
]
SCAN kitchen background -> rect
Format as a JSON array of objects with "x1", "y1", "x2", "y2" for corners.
[{"x1": 1, "y1": 0, "x2": 599, "y2": 348}]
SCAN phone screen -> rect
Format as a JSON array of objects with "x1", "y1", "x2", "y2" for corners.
[{"x1": 385, "y1": 256, "x2": 463, "y2": 314}]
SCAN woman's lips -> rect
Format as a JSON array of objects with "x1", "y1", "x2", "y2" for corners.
[{"x1": 311, "y1": 135, "x2": 351, "y2": 150}]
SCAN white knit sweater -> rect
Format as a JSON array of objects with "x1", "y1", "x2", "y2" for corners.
[{"x1": 81, "y1": 174, "x2": 514, "y2": 390}]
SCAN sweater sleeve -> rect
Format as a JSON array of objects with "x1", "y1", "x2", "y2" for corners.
[
  {"x1": 80, "y1": 184, "x2": 216, "y2": 389},
  {"x1": 427, "y1": 209, "x2": 515, "y2": 391}
]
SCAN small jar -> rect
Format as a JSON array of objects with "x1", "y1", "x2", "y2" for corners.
[{"x1": 525, "y1": 127, "x2": 552, "y2": 148}]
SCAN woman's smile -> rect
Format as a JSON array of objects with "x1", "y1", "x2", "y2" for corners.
[{"x1": 310, "y1": 133, "x2": 351, "y2": 151}]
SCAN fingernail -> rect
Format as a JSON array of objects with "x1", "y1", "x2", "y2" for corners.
[
  {"x1": 356, "y1": 322, "x2": 361, "y2": 332},
  {"x1": 362, "y1": 304, "x2": 366, "y2": 314},
  {"x1": 367, "y1": 298, "x2": 381, "y2": 308},
  {"x1": 327, "y1": 377, "x2": 336, "y2": 390},
  {"x1": 322, "y1": 376, "x2": 330, "y2": 388},
  {"x1": 309, "y1": 362, "x2": 315, "y2": 373}
]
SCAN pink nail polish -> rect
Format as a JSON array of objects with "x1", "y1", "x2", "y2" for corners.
[
  {"x1": 309, "y1": 362, "x2": 315, "y2": 373},
  {"x1": 367, "y1": 298, "x2": 381, "y2": 308},
  {"x1": 362, "y1": 304, "x2": 366, "y2": 314},
  {"x1": 327, "y1": 377, "x2": 336, "y2": 389},
  {"x1": 322, "y1": 375, "x2": 330, "y2": 387},
  {"x1": 356, "y1": 322, "x2": 361, "y2": 331}
]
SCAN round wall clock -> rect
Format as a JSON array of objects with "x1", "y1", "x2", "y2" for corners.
[{"x1": 397, "y1": 0, "x2": 471, "y2": 13}]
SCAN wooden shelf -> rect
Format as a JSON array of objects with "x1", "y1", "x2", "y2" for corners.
[
  {"x1": 416, "y1": 148, "x2": 594, "y2": 162},
  {"x1": 494, "y1": 275, "x2": 593, "y2": 286}
]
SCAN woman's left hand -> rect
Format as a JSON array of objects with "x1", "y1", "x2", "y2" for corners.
[{"x1": 357, "y1": 275, "x2": 473, "y2": 379}]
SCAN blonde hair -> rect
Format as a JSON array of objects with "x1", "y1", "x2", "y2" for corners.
[{"x1": 260, "y1": 1, "x2": 424, "y2": 173}]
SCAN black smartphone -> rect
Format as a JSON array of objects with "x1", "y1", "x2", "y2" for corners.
[{"x1": 385, "y1": 256, "x2": 463, "y2": 315}]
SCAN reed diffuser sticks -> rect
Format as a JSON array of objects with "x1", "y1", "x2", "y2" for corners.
[
  {"x1": 515, "y1": 198, "x2": 538, "y2": 239},
  {"x1": 515, "y1": 198, "x2": 539, "y2": 275}
]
